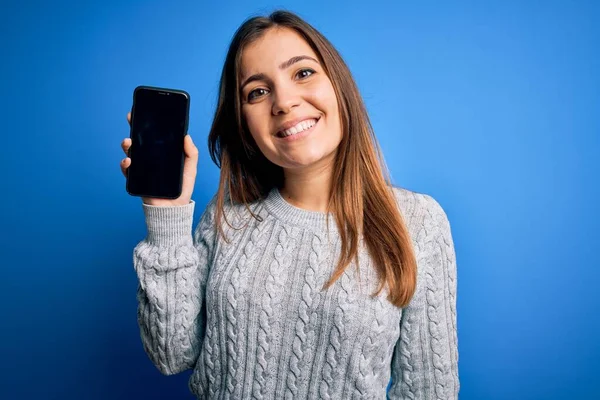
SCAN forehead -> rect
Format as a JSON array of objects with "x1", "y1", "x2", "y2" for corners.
[{"x1": 240, "y1": 27, "x2": 317, "y2": 78}]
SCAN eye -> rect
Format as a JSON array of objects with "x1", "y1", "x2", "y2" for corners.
[
  {"x1": 295, "y1": 68, "x2": 315, "y2": 79},
  {"x1": 247, "y1": 87, "x2": 269, "y2": 101}
]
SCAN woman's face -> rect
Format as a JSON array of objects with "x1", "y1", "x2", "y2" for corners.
[{"x1": 239, "y1": 27, "x2": 342, "y2": 172}]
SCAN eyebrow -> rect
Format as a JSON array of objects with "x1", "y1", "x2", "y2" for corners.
[
  {"x1": 240, "y1": 55, "x2": 319, "y2": 91},
  {"x1": 279, "y1": 55, "x2": 318, "y2": 70}
]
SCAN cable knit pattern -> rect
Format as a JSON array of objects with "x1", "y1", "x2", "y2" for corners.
[
  {"x1": 355, "y1": 289, "x2": 392, "y2": 398},
  {"x1": 285, "y1": 233, "x2": 328, "y2": 399},
  {"x1": 437, "y1": 210, "x2": 459, "y2": 389},
  {"x1": 224, "y1": 256, "x2": 241, "y2": 394},
  {"x1": 193, "y1": 209, "x2": 248, "y2": 399},
  {"x1": 320, "y1": 268, "x2": 354, "y2": 400},
  {"x1": 132, "y1": 187, "x2": 459, "y2": 399},
  {"x1": 253, "y1": 225, "x2": 297, "y2": 399},
  {"x1": 388, "y1": 192, "x2": 460, "y2": 399},
  {"x1": 223, "y1": 213, "x2": 272, "y2": 399},
  {"x1": 394, "y1": 296, "x2": 417, "y2": 400}
]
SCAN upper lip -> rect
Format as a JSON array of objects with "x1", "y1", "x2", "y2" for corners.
[{"x1": 275, "y1": 116, "x2": 320, "y2": 135}]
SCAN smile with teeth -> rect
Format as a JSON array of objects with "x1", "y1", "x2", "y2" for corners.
[{"x1": 277, "y1": 118, "x2": 318, "y2": 138}]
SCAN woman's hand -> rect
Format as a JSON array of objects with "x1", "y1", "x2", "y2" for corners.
[{"x1": 120, "y1": 112, "x2": 198, "y2": 206}]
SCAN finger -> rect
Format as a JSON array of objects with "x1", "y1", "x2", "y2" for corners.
[
  {"x1": 127, "y1": 112, "x2": 131, "y2": 125},
  {"x1": 183, "y1": 135, "x2": 199, "y2": 160},
  {"x1": 120, "y1": 157, "x2": 131, "y2": 177},
  {"x1": 120, "y1": 158, "x2": 130, "y2": 177},
  {"x1": 121, "y1": 138, "x2": 132, "y2": 156}
]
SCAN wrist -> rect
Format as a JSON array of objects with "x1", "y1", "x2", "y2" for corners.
[{"x1": 142, "y1": 197, "x2": 192, "y2": 207}]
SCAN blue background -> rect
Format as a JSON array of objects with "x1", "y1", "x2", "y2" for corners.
[{"x1": 1, "y1": 0, "x2": 598, "y2": 399}]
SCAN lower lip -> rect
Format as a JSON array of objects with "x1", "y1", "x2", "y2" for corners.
[{"x1": 277, "y1": 119, "x2": 319, "y2": 142}]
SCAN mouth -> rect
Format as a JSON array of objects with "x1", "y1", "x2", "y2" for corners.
[{"x1": 275, "y1": 117, "x2": 320, "y2": 139}]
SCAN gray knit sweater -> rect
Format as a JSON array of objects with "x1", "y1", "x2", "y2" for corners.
[{"x1": 133, "y1": 187, "x2": 459, "y2": 399}]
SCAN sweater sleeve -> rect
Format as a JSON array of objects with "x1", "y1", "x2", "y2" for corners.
[
  {"x1": 133, "y1": 198, "x2": 217, "y2": 376},
  {"x1": 388, "y1": 194, "x2": 460, "y2": 399}
]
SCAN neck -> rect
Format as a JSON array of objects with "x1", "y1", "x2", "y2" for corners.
[{"x1": 280, "y1": 159, "x2": 334, "y2": 213}]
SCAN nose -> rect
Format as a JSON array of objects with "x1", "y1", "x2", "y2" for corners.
[{"x1": 271, "y1": 87, "x2": 300, "y2": 115}]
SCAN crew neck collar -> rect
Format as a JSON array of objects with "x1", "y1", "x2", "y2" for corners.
[{"x1": 263, "y1": 187, "x2": 338, "y2": 233}]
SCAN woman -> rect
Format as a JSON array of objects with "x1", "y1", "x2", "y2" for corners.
[{"x1": 120, "y1": 10, "x2": 459, "y2": 400}]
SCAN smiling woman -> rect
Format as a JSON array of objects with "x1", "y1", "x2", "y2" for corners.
[
  {"x1": 239, "y1": 31, "x2": 342, "y2": 173},
  {"x1": 122, "y1": 9, "x2": 459, "y2": 400}
]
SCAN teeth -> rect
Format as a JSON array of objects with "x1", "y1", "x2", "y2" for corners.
[{"x1": 280, "y1": 119, "x2": 317, "y2": 137}]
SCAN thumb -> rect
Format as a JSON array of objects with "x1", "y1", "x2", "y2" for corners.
[{"x1": 184, "y1": 134, "x2": 199, "y2": 160}]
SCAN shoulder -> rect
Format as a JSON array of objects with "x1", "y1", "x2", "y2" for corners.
[
  {"x1": 196, "y1": 190, "x2": 265, "y2": 235},
  {"x1": 199, "y1": 190, "x2": 261, "y2": 219},
  {"x1": 391, "y1": 186, "x2": 448, "y2": 220},
  {"x1": 391, "y1": 186, "x2": 452, "y2": 235}
]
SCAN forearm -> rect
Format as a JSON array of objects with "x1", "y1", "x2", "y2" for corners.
[
  {"x1": 133, "y1": 201, "x2": 208, "y2": 375},
  {"x1": 134, "y1": 240, "x2": 204, "y2": 375},
  {"x1": 388, "y1": 194, "x2": 459, "y2": 399}
]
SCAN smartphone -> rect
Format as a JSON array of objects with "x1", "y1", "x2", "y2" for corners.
[{"x1": 126, "y1": 86, "x2": 190, "y2": 199}]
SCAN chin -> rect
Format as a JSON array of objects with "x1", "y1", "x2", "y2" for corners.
[{"x1": 280, "y1": 149, "x2": 337, "y2": 171}]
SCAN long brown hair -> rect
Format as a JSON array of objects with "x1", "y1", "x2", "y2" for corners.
[{"x1": 208, "y1": 10, "x2": 417, "y2": 307}]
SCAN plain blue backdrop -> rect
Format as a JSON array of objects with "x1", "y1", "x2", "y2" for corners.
[{"x1": 1, "y1": 0, "x2": 598, "y2": 399}]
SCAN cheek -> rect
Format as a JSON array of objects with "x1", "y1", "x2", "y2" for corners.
[
  {"x1": 243, "y1": 108, "x2": 268, "y2": 142},
  {"x1": 242, "y1": 109, "x2": 278, "y2": 158},
  {"x1": 311, "y1": 82, "x2": 340, "y2": 124}
]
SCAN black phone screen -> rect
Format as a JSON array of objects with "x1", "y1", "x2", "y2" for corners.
[{"x1": 127, "y1": 87, "x2": 189, "y2": 199}]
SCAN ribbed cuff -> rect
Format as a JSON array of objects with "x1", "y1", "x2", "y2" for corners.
[{"x1": 142, "y1": 201, "x2": 196, "y2": 246}]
